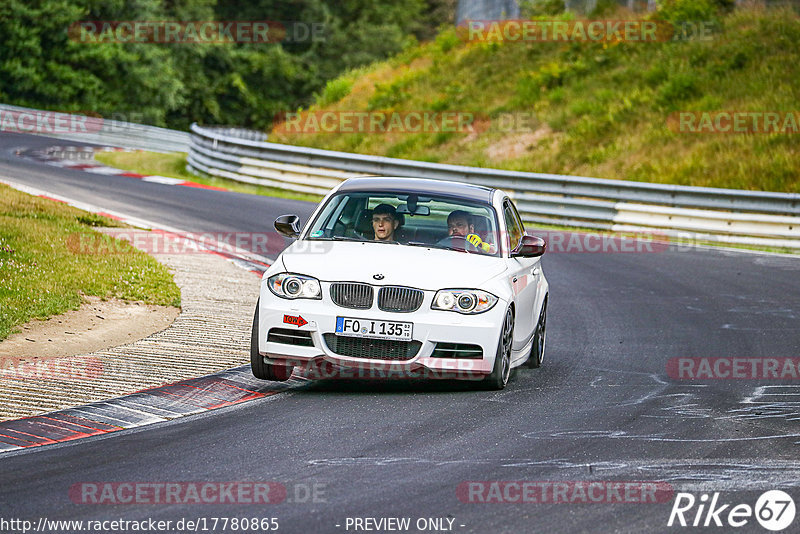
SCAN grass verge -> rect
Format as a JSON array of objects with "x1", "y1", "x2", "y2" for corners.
[
  {"x1": 94, "y1": 151, "x2": 323, "y2": 203},
  {"x1": 0, "y1": 184, "x2": 181, "y2": 341}
]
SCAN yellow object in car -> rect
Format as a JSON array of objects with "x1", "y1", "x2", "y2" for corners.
[{"x1": 467, "y1": 233, "x2": 495, "y2": 253}]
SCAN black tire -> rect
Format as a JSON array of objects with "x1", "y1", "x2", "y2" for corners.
[
  {"x1": 526, "y1": 299, "x2": 547, "y2": 369},
  {"x1": 250, "y1": 300, "x2": 293, "y2": 381},
  {"x1": 482, "y1": 307, "x2": 514, "y2": 390}
]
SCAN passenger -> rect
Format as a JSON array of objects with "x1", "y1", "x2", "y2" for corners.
[{"x1": 372, "y1": 204, "x2": 400, "y2": 242}]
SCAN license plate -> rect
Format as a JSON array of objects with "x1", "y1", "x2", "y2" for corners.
[{"x1": 335, "y1": 316, "x2": 413, "y2": 341}]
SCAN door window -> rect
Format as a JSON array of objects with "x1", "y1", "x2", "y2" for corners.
[{"x1": 503, "y1": 202, "x2": 523, "y2": 252}]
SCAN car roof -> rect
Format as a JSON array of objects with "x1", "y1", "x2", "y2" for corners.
[{"x1": 336, "y1": 176, "x2": 495, "y2": 204}]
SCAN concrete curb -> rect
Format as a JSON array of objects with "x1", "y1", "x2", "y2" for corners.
[
  {"x1": 0, "y1": 367, "x2": 305, "y2": 453},
  {"x1": 0, "y1": 240, "x2": 265, "y2": 422},
  {"x1": 0, "y1": 168, "x2": 285, "y2": 433}
]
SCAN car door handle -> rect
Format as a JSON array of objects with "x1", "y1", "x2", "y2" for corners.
[
  {"x1": 513, "y1": 277, "x2": 518, "y2": 283},
  {"x1": 532, "y1": 267, "x2": 539, "y2": 275}
]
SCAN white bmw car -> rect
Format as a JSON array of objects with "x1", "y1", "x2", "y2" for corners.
[{"x1": 251, "y1": 177, "x2": 548, "y2": 389}]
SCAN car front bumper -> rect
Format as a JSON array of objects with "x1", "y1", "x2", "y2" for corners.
[{"x1": 257, "y1": 285, "x2": 507, "y2": 380}]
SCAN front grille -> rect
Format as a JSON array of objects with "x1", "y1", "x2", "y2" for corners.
[
  {"x1": 377, "y1": 286, "x2": 424, "y2": 313},
  {"x1": 268, "y1": 328, "x2": 314, "y2": 347},
  {"x1": 323, "y1": 334, "x2": 421, "y2": 360},
  {"x1": 431, "y1": 342, "x2": 483, "y2": 359},
  {"x1": 330, "y1": 282, "x2": 373, "y2": 309}
]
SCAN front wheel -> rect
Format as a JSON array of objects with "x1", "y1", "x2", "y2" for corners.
[
  {"x1": 526, "y1": 299, "x2": 547, "y2": 369},
  {"x1": 482, "y1": 307, "x2": 514, "y2": 390},
  {"x1": 250, "y1": 300, "x2": 294, "y2": 381}
]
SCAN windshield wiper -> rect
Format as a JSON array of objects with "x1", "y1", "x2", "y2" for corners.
[
  {"x1": 310, "y1": 235, "x2": 363, "y2": 242},
  {"x1": 406, "y1": 241, "x2": 468, "y2": 253}
]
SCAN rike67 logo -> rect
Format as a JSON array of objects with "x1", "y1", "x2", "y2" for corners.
[{"x1": 668, "y1": 490, "x2": 795, "y2": 531}]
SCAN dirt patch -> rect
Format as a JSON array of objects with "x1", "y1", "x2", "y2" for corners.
[
  {"x1": 0, "y1": 248, "x2": 258, "y2": 421},
  {"x1": 485, "y1": 126, "x2": 554, "y2": 161},
  {"x1": 0, "y1": 296, "x2": 179, "y2": 360}
]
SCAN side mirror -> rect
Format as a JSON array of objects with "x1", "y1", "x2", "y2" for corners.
[
  {"x1": 512, "y1": 235, "x2": 546, "y2": 258},
  {"x1": 274, "y1": 214, "x2": 301, "y2": 238}
]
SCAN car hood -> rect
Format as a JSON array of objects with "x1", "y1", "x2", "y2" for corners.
[{"x1": 280, "y1": 240, "x2": 507, "y2": 291}]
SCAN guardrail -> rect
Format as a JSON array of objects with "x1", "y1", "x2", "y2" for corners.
[
  {"x1": 3, "y1": 102, "x2": 797, "y2": 249},
  {"x1": 188, "y1": 123, "x2": 800, "y2": 249},
  {"x1": 0, "y1": 103, "x2": 190, "y2": 153}
]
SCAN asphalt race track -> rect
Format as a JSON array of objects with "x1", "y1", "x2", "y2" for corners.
[{"x1": 1, "y1": 132, "x2": 799, "y2": 533}]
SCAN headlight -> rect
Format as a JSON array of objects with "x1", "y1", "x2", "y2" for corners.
[
  {"x1": 267, "y1": 273, "x2": 322, "y2": 300},
  {"x1": 432, "y1": 289, "x2": 497, "y2": 314}
]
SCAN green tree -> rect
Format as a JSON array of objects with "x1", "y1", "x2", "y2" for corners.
[
  {"x1": 0, "y1": 0, "x2": 454, "y2": 130},
  {"x1": 0, "y1": 0, "x2": 182, "y2": 125}
]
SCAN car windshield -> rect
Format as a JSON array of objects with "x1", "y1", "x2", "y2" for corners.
[{"x1": 306, "y1": 191, "x2": 500, "y2": 257}]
